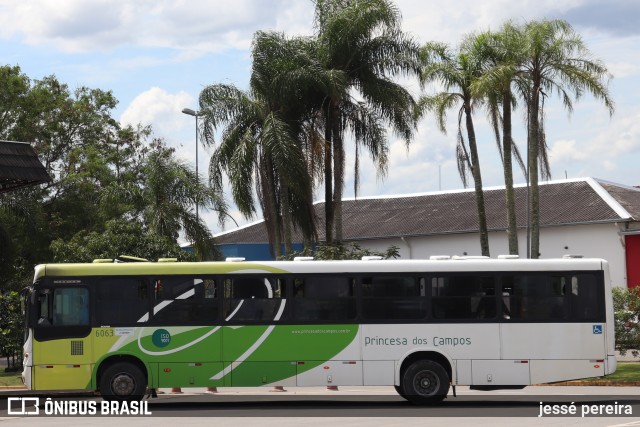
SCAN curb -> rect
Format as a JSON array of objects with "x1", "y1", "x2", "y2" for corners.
[
  {"x1": 1, "y1": 382, "x2": 639, "y2": 392},
  {"x1": 538, "y1": 381, "x2": 640, "y2": 387},
  {"x1": 0, "y1": 388, "x2": 95, "y2": 397}
]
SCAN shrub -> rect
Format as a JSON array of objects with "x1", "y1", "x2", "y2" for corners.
[{"x1": 613, "y1": 287, "x2": 640, "y2": 357}]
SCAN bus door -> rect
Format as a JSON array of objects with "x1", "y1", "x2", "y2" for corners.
[{"x1": 31, "y1": 282, "x2": 93, "y2": 390}]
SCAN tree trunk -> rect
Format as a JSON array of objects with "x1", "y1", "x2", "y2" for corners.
[
  {"x1": 298, "y1": 143, "x2": 317, "y2": 247},
  {"x1": 503, "y1": 89, "x2": 519, "y2": 255},
  {"x1": 262, "y1": 157, "x2": 282, "y2": 258},
  {"x1": 464, "y1": 101, "x2": 490, "y2": 257},
  {"x1": 324, "y1": 103, "x2": 334, "y2": 244},
  {"x1": 280, "y1": 179, "x2": 293, "y2": 257},
  {"x1": 332, "y1": 102, "x2": 344, "y2": 243},
  {"x1": 528, "y1": 83, "x2": 541, "y2": 259}
]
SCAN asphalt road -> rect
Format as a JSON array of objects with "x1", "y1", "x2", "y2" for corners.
[{"x1": 2, "y1": 386, "x2": 640, "y2": 426}]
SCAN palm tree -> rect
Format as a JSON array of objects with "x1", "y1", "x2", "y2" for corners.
[
  {"x1": 199, "y1": 84, "x2": 299, "y2": 258},
  {"x1": 418, "y1": 38, "x2": 491, "y2": 257},
  {"x1": 199, "y1": 32, "x2": 317, "y2": 258},
  {"x1": 313, "y1": 0, "x2": 420, "y2": 243},
  {"x1": 140, "y1": 143, "x2": 228, "y2": 259},
  {"x1": 521, "y1": 19, "x2": 614, "y2": 258},
  {"x1": 471, "y1": 25, "x2": 527, "y2": 255}
]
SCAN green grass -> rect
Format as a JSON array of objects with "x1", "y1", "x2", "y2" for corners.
[
  {"x1": 0, "y1": 370, "x2": 23, "y2": 387},
  {"x1": 586, "y1": 362, "x2": 640, "y2": 382}
]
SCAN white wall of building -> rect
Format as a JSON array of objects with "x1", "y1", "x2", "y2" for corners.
[{"x1": 356, "y1": 223, "x2": 628, "y2": 287}]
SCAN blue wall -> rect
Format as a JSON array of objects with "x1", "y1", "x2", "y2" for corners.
[{"x1": 218, "y1": 243, "x2": 307, "y2": 260}]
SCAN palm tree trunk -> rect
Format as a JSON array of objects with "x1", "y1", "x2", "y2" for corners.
[
  {"x1": 332, "y1": 102, "x2": 344, "y2": 243},
  {"x1": 280, "y1": 179, "x2": 293, "y2": 257},
  {"x1": 262, "y1": 157, "x2": 282, "y2": 258},
  {"x1": 464, "y1": 102, "x2": 490, "y2": 257},
  {"x1": 502, "y1": 89, "x2": 518, "y2": 255},
  {"x1": 298, "y1": 142, "x2": 317, "y2": 247},
  {"x1": 528, "y1": 83, "x2": 541, "y2": 259},
  {"x1": 324, "y1": 103, "x2": 334, "y2": 244}
]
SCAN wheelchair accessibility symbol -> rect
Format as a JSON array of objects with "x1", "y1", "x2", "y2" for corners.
[{"x1": 593, "y1": 325, "x2": 603, "y2": 334}]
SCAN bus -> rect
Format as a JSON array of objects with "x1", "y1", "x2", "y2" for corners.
[{"x1": 21, "y1": 256, "x2": 616, "y2": 404}]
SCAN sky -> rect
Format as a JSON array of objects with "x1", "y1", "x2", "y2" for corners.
[{"x1": 1, "y1": 0, "x2": 639, "y2": 234}]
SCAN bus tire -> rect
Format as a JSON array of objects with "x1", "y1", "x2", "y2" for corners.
[
  {"x1": 394, "y1": 385, "x2": 407, "y2": 400},
  {"x1": 400, "y1": 360, "x2": 449, "y2": 405},
  {"x1": 99, "y1": 362, "x2": 146, "y2": 401}
]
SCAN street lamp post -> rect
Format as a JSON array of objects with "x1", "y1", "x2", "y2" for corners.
[{"x1": 182, "y1": 108, "x2": 199, "y2": 223}]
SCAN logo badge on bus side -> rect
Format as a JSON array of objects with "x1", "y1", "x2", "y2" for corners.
[
  {"x1": 592, "y1": 325, "x2": 603, "y2": 334},
  {"x1": 152, "y1": 329, "x2": 171, "y2": 347}
]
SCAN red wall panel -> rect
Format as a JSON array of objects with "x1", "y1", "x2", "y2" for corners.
[{"x1": 626, "y1": 234, "x2": 640, "y2": 288}]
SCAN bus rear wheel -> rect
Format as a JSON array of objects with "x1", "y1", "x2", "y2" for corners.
[
  {"x1": 99, "y1": 362, "x2": 146, "y2": 401},
  {"x1": 400, "y1": 360, "x2": 449, "y2": 405}
]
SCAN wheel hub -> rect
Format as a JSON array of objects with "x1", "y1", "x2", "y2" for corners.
[
  {"x1": 112, "y1": 373, "x2": 135, "y2": 396},
  {"x1": 414, "y1": 370, "x2": 439, "y2": 395}
]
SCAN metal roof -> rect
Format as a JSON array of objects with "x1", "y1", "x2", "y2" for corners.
[
  {"x1": 214, "y1": 178, "x2": 640, "y2": 244},
  {"x1": 0, "y1": 140, "x2": 51, "y2": 193}
]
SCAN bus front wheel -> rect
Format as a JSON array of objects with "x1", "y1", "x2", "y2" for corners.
[
  {"x1": 99, "y1": 362, "x2": 146, "y2": 401},
  {"x1": 400, "y1": 360, "x2": 449, "y2": 405},
  {"x1": 394, "y1": 385, "x2": 407, "y2": 399}
]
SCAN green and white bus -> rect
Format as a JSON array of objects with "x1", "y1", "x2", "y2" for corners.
[{"x1": 22, "y1": 256, "x2": 616, "y2": 404}]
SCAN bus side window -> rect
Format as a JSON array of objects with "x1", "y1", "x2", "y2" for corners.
[
  {"x1": 224, "y1": 277, "x2": 284, "y2": 323},
  {"x1": 431, "y1": 276, "x2": 496, "y2": 320},
  {"x1": 152, "y1": 277, "x2": 219, "y2": 324},
  {"x1": 96, "y1": 278, "x2": 149, "y2": 325},
  {"x1": 37, "y1": 291, "x2": 51, "y2": 326},
  {"x1": 361, "y1": 276, "x2": 426, "y2": 320},
  {"x1": 52, "y1": 288, "x2": 89, "y2": 326},
  {"x1": 501, "y1": 277, "x2": 513, "y2": 319},
  {"x1": 292, "y1": 276, "x2": 356, "y2": 322},
  {"x1": 503, "y1": 275, "x2": 567, "y2": 321},
  {"x1": 570, "y1": 274, "x2": 604, "y2": 321}
]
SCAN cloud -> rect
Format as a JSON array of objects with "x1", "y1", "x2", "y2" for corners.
[
  {"x1": 0, "y1": 0, "x2": 611, "y2": 55},
  {"x1": 607, "y1": 62, "x2": 640, "y2": 79},
  {"x1": 396, "y1": 0, "x2": 584, "y2": 44},
  {"x1": 610, "y1": 113, "x2": 640, "y2": 156},
  {"x1": 549, "y1": 139, "x2": 589, "y2": 164},
  {"x1": 120, "y1": 86, "x2": 194, "y2": 148},
  {"x1": 547, "y1": 107, "x2": 640, "y2": 180},
  {"x1": 0, "y1": 0, "x2": 313, "y2": 54},
  {"x1": 0, "y1": 1, "x2": 131, "y2": 53},
  {"x1": 556, "y1": 0, "x2": 640, "y2": 37},
  {"x1": 338, "y1": 117, "x2": 465, "y2": 199}
]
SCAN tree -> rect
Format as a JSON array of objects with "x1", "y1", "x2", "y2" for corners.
[
  {"x1": 418, "y1": 38, "x2": 491, "y2": 256},
  {"x1": 520, "y1": 19, "x2": 614, "y2": 258},
  {"x1": 0, "y1": 291, "x2": 23, "y2": 370},
  {"x1": 0, "y1": 68, "x2": 129, "y2": 291},
  {"x1": 50, "y1": 219, "x2": 195, "y2": 263},
  {"x1": 200, "y1": 31, "x2": 319, "y2": 258},
  {"x1": 0, "y1": 65, "x2": 31, "y2": 140},
  {"x1": 1, "y1": 66, "x2": 232, "y2": 295},
  {"x1": 136, "y1": 141, "x2": 228, "y2": 259},
  {"x1": 612, "y1": 287, "x2": 640, "y2": 357},
  {"x1": 249, "y1": 31, "x2": 322, "y2": 254},
  {"x1": 313, "y1": 0, "x2": 420, "y2": 242},
  {"x1": 471, "y1": 25, "x2": 527, "y2": 255}
]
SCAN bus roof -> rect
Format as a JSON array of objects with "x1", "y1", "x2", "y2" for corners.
[{"x1": 34, "y1": 258, "x2": 607, "y2": 280}]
